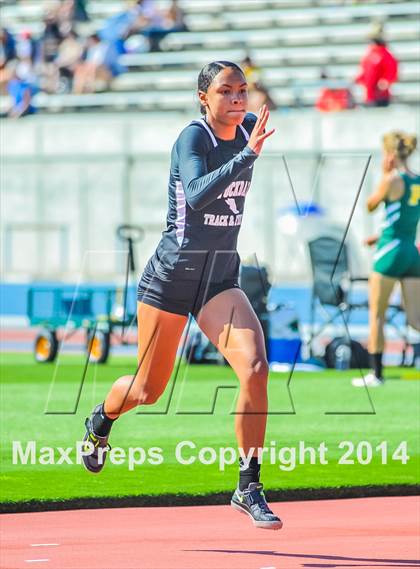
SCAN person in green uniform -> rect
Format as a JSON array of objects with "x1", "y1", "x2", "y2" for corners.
[{"x1": 353, "y1": 130, "x2": 420, "y2": 387}]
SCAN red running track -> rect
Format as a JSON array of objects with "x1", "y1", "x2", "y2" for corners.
[{"x1": 1, "y1": 496, "x2": 419, "y2": 569}]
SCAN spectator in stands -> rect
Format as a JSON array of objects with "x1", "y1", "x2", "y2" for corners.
[
  {"x1": 14, "y1": 31, "x2": 39, "y2": 88},
  {"x1": 355, "y1": 23, "x2": 398, "y2": 107},
  {"x1": 16, "y1": 30, "x2": 38, "y2": 64},
  {"x1": 0, "y1": 27, "x2": 16, "y2": 68},
  {"x1": 39, "y1": 9, "x2": 63, "y2": 93},
  {"x1": 71, "y1": 0, "x2": 90, "y2": 23},
  {"x1": 138, "y1": 0, "x2": 187, "y2": 52},
  {"x1": 163, "y1": 0, "x2": 188, "y2": 33},
  {"x1": 43, "y1": 0, "x2": 87, "y2": 33},
  {"x1": 241, "y1": 55, "x2": 276, "y2": 113},
  {"x1": 72, "y1": 33, "x2": 111, "y2": 93},
  {"x1": 99, "y1": 1, "x2": 144, "y2": 74},
  {"x1": 55, "y1": 29, "x2": 84, "y2": 93},
  {"x1": 40, "y1": 10, "x2": 63, "y2": 64},
  {"x1": 100, "y1": 2, "x2": 140, "y2": 45},
  {"x1": 0, "y1": 27, "x2": 17, "y2": 92},
  {"x1": 6, "y1": 64, "x2": 37, "y2": 118}
]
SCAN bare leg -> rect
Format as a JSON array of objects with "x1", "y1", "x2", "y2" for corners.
[
  {"x1": 104, "y1": 302, "x2": 187, "y2": 418},
  {"x1": 401, "y1": 278, "x2": 420, "y2": 332},
  {"x1": 196, "y1": 287, "x2": 283, "y2": 527},
  {"x1": 196, "y1": 288, "x2": 268, "y2": 456},
  {"x1": 368, "y1": 272, "x2": 397, "y2": 354}
]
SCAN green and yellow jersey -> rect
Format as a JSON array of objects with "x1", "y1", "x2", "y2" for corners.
[{"x1": 373, "y1": 171, "x2": 420, "y2": 278}]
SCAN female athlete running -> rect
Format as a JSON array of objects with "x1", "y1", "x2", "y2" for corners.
[
  {"x1": 353, "y1": 131, "x2": 420, "y2": 387},
  {"x1": 81, "y1": 61, "x2": 282, "y2": 530}
]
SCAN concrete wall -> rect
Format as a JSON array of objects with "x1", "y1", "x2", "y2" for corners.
[{"x1": 1, "y1": 106, "x2": 419, "y2": 285}]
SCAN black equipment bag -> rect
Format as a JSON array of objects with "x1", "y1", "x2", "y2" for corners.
[{"x1": 325, "y1": 336, "x2": 370, "y2": 369}]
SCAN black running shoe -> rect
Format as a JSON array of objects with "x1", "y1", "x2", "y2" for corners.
[
  {"x1": 231, "y1": 482, "x2": 283, "y2": 530},
  {"x1": 82, "y1": 404, "x2": 111, "y2": 474}
]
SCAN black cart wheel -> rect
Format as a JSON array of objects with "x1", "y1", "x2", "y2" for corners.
[
  {"x1": 87, "y1": 329, "x2": 110, "y2": 364},
  {"x1": 34, "y1": 330, "x2": 58, "y2": 363}
]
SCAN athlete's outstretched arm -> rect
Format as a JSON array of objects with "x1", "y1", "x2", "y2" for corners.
[{"x1": 177, "y1": 125, "x2": 258, "y2": 211}]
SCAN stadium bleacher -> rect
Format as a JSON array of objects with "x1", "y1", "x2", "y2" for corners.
[{"x1": 0, "y1": 0, "x2": 419, "y2": 113}]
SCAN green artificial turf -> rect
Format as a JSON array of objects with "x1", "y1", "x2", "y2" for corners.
[{"x1": 1, "y1": 353, "x2": 419, "y2": 503}]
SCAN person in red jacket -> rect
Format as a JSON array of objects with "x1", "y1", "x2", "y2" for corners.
[{"x1": 355, "y1": 24, "x2": 398, "y2": 107}]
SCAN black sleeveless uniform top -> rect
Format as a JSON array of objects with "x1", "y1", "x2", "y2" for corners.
[{"x1": 143, "y1": 112, "x2": 258, "y2": 283}]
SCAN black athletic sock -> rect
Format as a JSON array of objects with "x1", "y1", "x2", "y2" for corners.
[
  {"x1": 370, "y1": 353, "x2": 383, "y2": 380},
  {"x1": 239, "y1": 457, "x2": 260, "y2": 491},
  {"x1": 91, "y1": 402, "x2": 115, "y2": 437},
  {"x1": 412, "y1": 343, "x2": 420, "y2": 365}
]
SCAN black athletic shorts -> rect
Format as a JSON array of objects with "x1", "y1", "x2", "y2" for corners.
[{"x1": 137, "y1": 270, "x2": 240, "y2": 317}]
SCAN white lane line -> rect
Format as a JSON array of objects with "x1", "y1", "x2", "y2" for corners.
[
  {"x1": 30, "y1": 544, "x2": 59, "y2": 547},
  {"x1": 260, "y1": 566, "x2": 276, "y2": 569},
  {"x1": 25, "y1": 560, "x2": 49, "y2": 564}
]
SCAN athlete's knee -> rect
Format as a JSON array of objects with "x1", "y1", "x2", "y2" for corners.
[
  {"x1": 132, "y1": 373, "x2": 171, "y2": 405},
  {"x1": 240, "y1": 357, "x2": 269, "y2": 390},
  {"x1": 248, "y1": 356, "x2": 269, "y2": 378}
]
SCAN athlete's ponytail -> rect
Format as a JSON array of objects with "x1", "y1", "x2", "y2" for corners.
[
  {"x1": 197, "y1": 61, "x2": 244, "y2": 115},
  {"x1": 383, "y1": 131, "x2": 417, "y2": 161}
]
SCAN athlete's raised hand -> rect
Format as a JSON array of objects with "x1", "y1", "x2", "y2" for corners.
[
  {"x1": 247, "y1": 105, "x2": 275, "y2": 155},
  {"x1": 382, "y1": 152, "x2": 396, "y2": 174}
]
